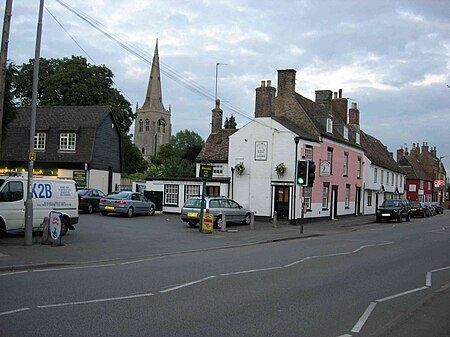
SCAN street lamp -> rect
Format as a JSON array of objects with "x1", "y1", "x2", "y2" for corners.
[{"x1": 215, "y1": 62, "x2": 227, "y2": 102}]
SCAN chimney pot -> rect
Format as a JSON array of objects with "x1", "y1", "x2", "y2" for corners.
[
  {"x1": 339, "y1": 89, "x2": 342, "y2": 98},
  {"x1": 267, "y1": 80, "x2": 271, "y2": 87},
  {"x1": 334, "y1": 92, "x2": 338, "y2": 99},
  {"x1": 351, "y1": 102, "x2": 357, "y2": 109},
  {"x1": 261, "y1": 80, "x2": 266, "y2": 87}
]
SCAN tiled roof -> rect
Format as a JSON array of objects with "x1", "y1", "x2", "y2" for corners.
[
  {"x1": 293, "y1": 93, "x2": 361, "y2": 148},
  {"x1": 0, "y1": 106, "x2": 118, "y2": 166},
  {"x1": 398, "y1": 155, "x2": 433, "y2": 181},
  {"x1": 360, "y1": 131, "x2": 402, "y2": 173},
  {"x1": 196, "y1": 129, "x2": 238, "y2": 163}
]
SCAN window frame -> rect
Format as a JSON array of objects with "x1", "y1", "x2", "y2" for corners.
[
  {"x1": 322, "y1": 183, "x2": 329, "y2": 210},
  {"x1": 343, "y1": 152, "x2": 349, "y2": 176},
  {"x1": 345, "y1": 184, "x2": 350, "y2": 208},
  {"x1": 374, "y1": 168, "x2": 378, "y2": 184},
  {"x1": 34, "y1": 132, "x2": 46, "y2": 151},
  {"x1": 59, "y1": 132, "x2": 77, "y2": 151},
  {"x1": 164, "y1": 184, "x2": 179, "y2": 206},
  {"x1": 357, "y1": 157, "x2": 362, "y2": 179},
  {"x1": 303, "y1": 186, "x2": 312, "y2": 210},
  {"x1": 326, "y1": 118, "x2": 333, "y2": 133},
  {"x1": 343, "y1": 126, "x2": 348, "y2": 140},
  {"x1": 184, "y1": 185, "x2": 200, "y2": 203}
]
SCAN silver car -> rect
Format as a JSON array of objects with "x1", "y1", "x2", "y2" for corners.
[
  {"x1": 99, "y1": 191, "x2": 155, "y2": 217},
  {"x1": 181, "y1": 196, "x2": 251, "y2": 228}
]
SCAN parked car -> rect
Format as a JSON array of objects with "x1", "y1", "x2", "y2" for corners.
[
  {"x1": 376, "y1": 199, "x2": 411, "y2": 223},
  {"x1": 409, "y1": 201, "x2": 430, "y2": 218},
  {"x1": 181, "y1": 196, "x2": 251, "y2": 229},
  {"x1": 78, "y1": 188, "x2": 106, "y2": 214},
  {"x1": 99, "y1": 191, "x2": 155, "y2": 217},
  {"x1": 423, "y1": 202, "x2": 436, "y2": 216},
  {"x1": 430, "y1": 202, "x2": 444, "y2": 214}
]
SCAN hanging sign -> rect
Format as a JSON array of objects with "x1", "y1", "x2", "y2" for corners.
[{"x1": 200, "y1": 165, "x2": 213, "y2": 179}]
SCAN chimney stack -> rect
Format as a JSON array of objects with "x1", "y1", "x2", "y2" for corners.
[
  {"x1": 211, "y1": 99, "x2": 223, "y2": 133},
  {"x1": 315, "y1": 90, "x2": 333, "y2": 112},
  {"x1": 431, "y1": 146, "x2": 437, "y2": 158},
  {"x1": 397, "y1": 147, "x2": 404, "y2": 162},
  {"x1": 349, "y1": 102, "x2": 360, "y2": 129},
  {"x1": 331, "y1": 88, "x2": 348, "y2": 124},
  {"x1": 255, "y1": 79, "x2": 276, "y2": 118},
  {"x1": 277, "y1": 69, "x2": 296, "y2": 97},
  {"x1": 422, "y1": 142, "x2": 429, "y2": 154}
]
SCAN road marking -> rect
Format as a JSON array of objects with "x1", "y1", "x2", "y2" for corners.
[
  {"x1": 220, "y1": 266, "x2": 283, "y2": 276},
  {"x1": 32, "y1": 263, "x2": 116, "y2": 272},
  {"x1": 159, "y1": 276, "x2": 216, "y2": 294},
  {"x1": 37, "y1": 293, "x2": 154, "y2": 309},
  {"x1": 426, "y1": 266, "x2": 450, "y2": 286},
  {"x1": 0, "y1": 270, "x2": 28, "y2": 277},
  {"x1": 351, "y1": 302, "x2": 377, "y2": 333},
  {"x1": 376, "y1": 286, "x2": 429, "y2": 303},
  {"x1": 121, "y1": 255, "x2": 167, "y2": 265},
  {"x1": 337, "y1": 334, "x2": 352, "y2": 337},
  {"x1": 0, "y1": 308, "x2": 30, "y2": 316},
  {"x1": 284, "y1": 257, "x2": 311, "y2": 268}
]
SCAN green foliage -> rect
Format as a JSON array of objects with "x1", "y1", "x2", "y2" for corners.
[
  {"x1": 2, "y1": 63, "x2": 17, "y2": 142},
  {"x1": 147, "y1": 130, "x2": 204, "y2": 178},
  {"x1": 12, "y1": 56, "x2": 134, "y2": 134},
  {"x1": 224, "y1": 114, "x2": 237, "y2": 129},
  {"x1": 122, "y1": 135, "x2": 148, "y2": 175}
]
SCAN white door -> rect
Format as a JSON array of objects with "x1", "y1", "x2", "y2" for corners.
[{"x1": 0, "y1": 181, "x2": 26, "y2": 230}]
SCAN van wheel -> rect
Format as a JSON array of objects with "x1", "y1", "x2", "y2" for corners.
[
  {"x1": 87, "y1": 203, "x2": 94, "y2": 214},
  {"x1": 61, "y1": 217, "x2": 69, "y2": 236},
  {"x1": 0, "y1": 219, "x2": 6, "y2": 238},
  {"x1": 126, "y1": 207, "x2": 134, "y2": 218}
]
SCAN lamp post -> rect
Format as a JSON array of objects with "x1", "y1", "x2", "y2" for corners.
[
  {"x1": 215, "y1": 62, "x2": 227, "y2": 102},
  {"x1": 230, "y1": 166, "x2": 235, "y2": 199},
  {"x1": 291, "y1": 136, "x2": 300, "y2": 225}
]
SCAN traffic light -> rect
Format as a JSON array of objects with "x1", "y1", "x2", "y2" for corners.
[
  {"x1": 307, "y1": 160, "x2": 316, "y2": 187},
  {"x1": 297, "y1": 160, "x2": 308, "y2": 185}
]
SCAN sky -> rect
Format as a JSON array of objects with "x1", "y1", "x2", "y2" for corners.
[{"x1": 2, "y1": 0, "x2": 450, "y2": 167}]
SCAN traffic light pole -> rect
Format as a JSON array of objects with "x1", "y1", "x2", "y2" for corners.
[{"x1": 292, "y1": 137, "x2": 300, "y2": 225}]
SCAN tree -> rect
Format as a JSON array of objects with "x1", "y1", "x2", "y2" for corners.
[
  {"x1": 12, "y1": 56, "x2": 134, "y2": 134},
  {"x1": 11, "y1": 56, "x2": 144, "y2": 173},
  {"x1": 224, "y1": 114, "x2": 237, "y2": 129},
  {"x1": 148, "y1": 130, "x2": 204, "y2": 178},
  {"x1": 122, "y1": 135, "x2": 148, "y2": 175},
  {"x1": 2, "y1": 63, "x2": 17, "y2": 142}
]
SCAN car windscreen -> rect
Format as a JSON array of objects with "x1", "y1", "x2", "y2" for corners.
[
  {"x1": 410, "y1": 202, "x2": 421, "y2": 207},
  {"x1": 78, "y1": 189, "x2": 89, "y2": 196},
  {"x1": 382, "y1": 200, "x2": 401, "y2": 207},
  {"x1": 108, "y1": 192, "x2": 130, "y2": 199},
  {"x1": 184, "y1": 198, "x2": 201, "y2": 208}
]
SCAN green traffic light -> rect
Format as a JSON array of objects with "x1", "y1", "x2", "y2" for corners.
[{"x1": 297, "y1": 178, "x2": 304, "y2": 184}]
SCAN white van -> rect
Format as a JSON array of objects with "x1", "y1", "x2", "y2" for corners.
[{"x1": 0, "y1": 172, "x2": 79, "y2": 236}]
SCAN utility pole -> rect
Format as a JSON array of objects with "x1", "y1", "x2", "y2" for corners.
[
  {"x1": 0, "y1": 0, "x2": 13, "y2": 150},
  {"x1": 24, "y1": 0, "x2": 44, "y2": 246}
]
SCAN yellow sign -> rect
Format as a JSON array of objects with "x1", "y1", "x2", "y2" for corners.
[
  {"x1": 202, "y1": 213, "x2": 214, "y2": 233},
  {"x1": 29, "y1": 152, "x2": 36, "y2": 161}
]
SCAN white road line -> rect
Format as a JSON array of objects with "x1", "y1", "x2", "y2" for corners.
[
  {"x1": 376, "y1": 286, "x2": 429, "y2": 303},
  {"x1": 37, "y1": 293, "x2": 154, "y2": 309},
  {"x1": 220, "y1": 266, "x2": 283, "y2": 276},
  {"x1": 159, "y1": 276, "x2": 216, "y2": 294},
  {"x1": 351, "y1": 302, "x2": 377, "y2": 333},
  {"x1": 284, "y1": 257, "x2": 311, "y2": 268},
  {"x1": 32, "y1": 263, "x2": 116, "y2": 272},
  {"x1": 337, "y1": 334, "x2": 352, "y2": 337},
  {"x1": 430, "y1": 266, "x2": 450, "y2": 273},
  {"x1": 426, "y1": 272, "x2": 432, "y2": 287},
  {"x1": 0, "y1": 308, "x2": 30, "y2": 316},
  {"x1": 120, "y1": 255, "x2": 167, "y2": 265},
  {"x1": 0, "y1": 270, "x2": 28, "y2": 277}
]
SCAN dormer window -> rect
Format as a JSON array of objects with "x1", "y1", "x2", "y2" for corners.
[
  {"x1": 355, "y1": 132, "x2": 360, "y2": 145},
  {"x1": 326, "y1": 118, "x2": 333, "y2": 133},
  {"x1": 343, "y1": 126, "x2": 348, "y2": 140}
]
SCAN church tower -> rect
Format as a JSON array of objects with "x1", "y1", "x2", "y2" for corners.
[{"x1": 134, "y1": 39, "x2": 172, "y2": 161}]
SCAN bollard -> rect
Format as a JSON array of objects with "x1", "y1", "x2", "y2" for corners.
[
  {"x1": 41, "y1": 217, "x2": 52, "y2": 245},
  {"x1": 220, "y1": 213, "x2": 227, "y2": 232},
  {"x1": 250, "y1": 212, "x2": 255, "y2": 230},
  {"x1": 272, "y1": 211, "x2": 278, "y2": 228}
]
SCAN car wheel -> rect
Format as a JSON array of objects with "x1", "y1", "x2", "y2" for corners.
[
  {"x1": 61, "y1": 217, "x2": 69, "y2": 236},
  {"x1": 376, "y1": 216, "x2": 381, "y2": 223},
  {"x1": 188, "y1": 220, "x2": 197, "y2": 228},
  {"x1": 397, "y1": 215, "x2": 402, "y2": 223},
  {"x1": 87, "y1": 203, "x2": 94, "y2": 214},
  {"x1": 148, "y1": 206, "x2": 155, "y2": 216},
  {"x1": 215, "y1": 215, "x2": 223, "y2": 229},
  {"x1": 406, "y1": 213, "x2": 411, "y2": 222},
  {"x1": 101, "y1": 211, "x2": 108, "y2": 216},
  {"x1": 0, "y1": 219, "x2": 6, "y2": 238},
  {"x1": 243, "y1": 213, "x2": 251, "y2": 225},
  {"x1": 126, "y1": 207, "x2": 134, "y2": 218}
]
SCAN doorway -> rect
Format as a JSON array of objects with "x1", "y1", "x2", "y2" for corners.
[
  {"x1": 274, "y1": 186, "x2": 290, "y2": 219},
  {"x1": 355, "y1": 187, "x2": 361, "y2": 215},
  {"x1": 331, "y1": 185, "x2": 338, "y2": 220}
]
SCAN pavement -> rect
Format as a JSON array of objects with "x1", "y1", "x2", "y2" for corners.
[{"x1": 1, "y1": 213, "x2": 449, "y2": 337}]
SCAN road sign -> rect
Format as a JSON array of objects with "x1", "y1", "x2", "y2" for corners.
[
  {"x1": 73, "y1": 170, "x2": 86, "y2": 188},
  {"x1": 29, "y1": 152, "x2": 36, "y2": 161},
  {"x1": 49, "y1": 212, "x2": 62, "y2": 241}
]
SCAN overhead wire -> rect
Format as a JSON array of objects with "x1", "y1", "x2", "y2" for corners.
[{"x1": 53, "y1": 0, "x2": 275, "y2": 130}]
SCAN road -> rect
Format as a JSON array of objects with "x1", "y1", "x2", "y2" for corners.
[{"x1": 1, "y1": 213, "x2": 449, "y2": 336}]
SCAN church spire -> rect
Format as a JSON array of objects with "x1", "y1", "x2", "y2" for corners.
[{"x1": 142, "y1": 39, "x2": 165, "y2": 110}]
